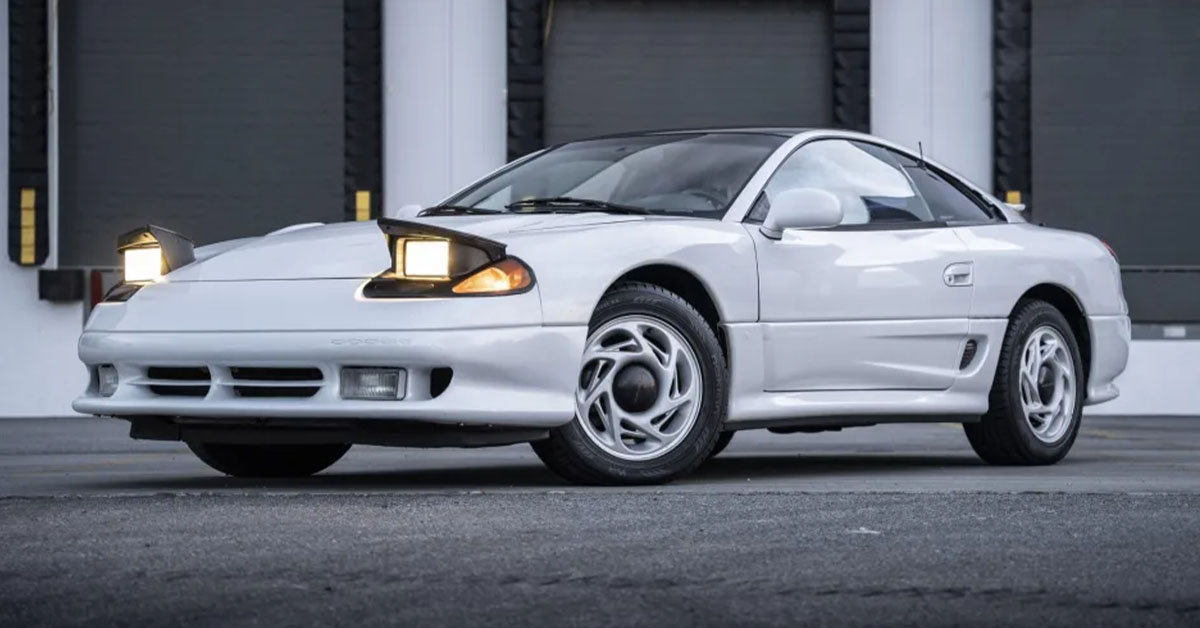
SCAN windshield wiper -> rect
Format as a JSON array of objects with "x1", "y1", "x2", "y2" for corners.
[
  {"x1": 506, "y1": 196, "x2": 651, "y2": 215},
  {"x1": 418, "y1": 204, "x2": 504, "y2": 216}
]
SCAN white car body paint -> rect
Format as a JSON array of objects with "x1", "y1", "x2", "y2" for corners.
[{"x1": 74, "y1": 129, "x2": 1130, "y2": 433}]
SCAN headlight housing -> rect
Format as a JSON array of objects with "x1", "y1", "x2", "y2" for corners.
[
  {"x1": 116, "y1": 225, "x2": 195, "y2": 283},
  {"x1": 106, "y1": 225, "x2": 196, "y2": 302},
  {"x1": 365, "y1": 217, "x2": 535, "y2": 298}
]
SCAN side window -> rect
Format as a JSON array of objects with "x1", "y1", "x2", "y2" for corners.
[
  {"x1": 887, "y1": 150, "x2": 997, "y2": 223},
  {"x1": 759, "y1": 139, "x2": 933, "y2": 226},
  {"x1": 745, "y1": 192, "x2": 770, "y2": 224}
]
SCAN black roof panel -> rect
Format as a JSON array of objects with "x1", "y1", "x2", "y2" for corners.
[{"x1": 581, "y1": 126, "x2": 816, "y2": 140}]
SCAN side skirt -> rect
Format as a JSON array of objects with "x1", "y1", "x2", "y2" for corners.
[{"x1": 729, "y1": 414, "x2": 981, "y2": 433}]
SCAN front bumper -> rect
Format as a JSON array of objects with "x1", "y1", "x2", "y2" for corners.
[
  {"x1": 1084, "y1": 314, "x2": 1131, "y2": 405},
  {"x1": 74, "y1": 325, "x2": 586, "y2": 428}
]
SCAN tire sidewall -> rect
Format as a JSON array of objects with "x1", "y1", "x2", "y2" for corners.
[
  {"x1": 557, "y1": 285, "x2": 727, "y2": 483},
  {"x1": 1000, "y1": 304, "x2": 1086, "y2": 460}
]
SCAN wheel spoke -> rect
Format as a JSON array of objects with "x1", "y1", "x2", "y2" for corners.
[
  {"x1": 1020, "y1": 368, "x2": 1038, "y2": 400},
  {"x1": 597, "y1": 399, "x2": 632, "y2": 454},
  {"x1": 577, "y1": 361, "x2": 615, "y2": 408},
  {"x1": 1037, "y1": 337, "x2": 1060, "y2": 364},
  {"x1": 626, "y1": 413, "x2": 669, "y2": 444}
]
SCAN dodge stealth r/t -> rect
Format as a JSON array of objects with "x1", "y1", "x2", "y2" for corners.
[{"x1": 75, "y1": 128, "x2": 1130, "y2": 485}]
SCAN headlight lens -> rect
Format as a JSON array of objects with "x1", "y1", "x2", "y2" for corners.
[
  {"x1": 123, "y1": 247, "x2": 164, "y2": 283},
  {"x1": 398, "y1": 239, "x2": 450, "y2": 278},
  {"x1": 452, "y1": 258, "x2": 532, "y2": 294}
]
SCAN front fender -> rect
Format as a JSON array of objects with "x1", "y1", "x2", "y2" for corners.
[{"x1": 506, "y1": 220, "x2": 759, "y2": 326}]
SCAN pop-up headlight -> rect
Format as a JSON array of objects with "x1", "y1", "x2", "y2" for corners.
[
  {"x1": 116, "y1": 225, "x2": 196, "y2": 284},
  {"x1": 367, "y1": 217, "x2": 535, "y2": 298}
]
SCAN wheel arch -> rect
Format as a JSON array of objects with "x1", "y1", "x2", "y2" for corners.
[
  {"x1": 607, "y1": 264, "x2": 729, "y2": 362},
  {"x1": 1013, "y1": 283, "x2": 1091, "y2": 382}
]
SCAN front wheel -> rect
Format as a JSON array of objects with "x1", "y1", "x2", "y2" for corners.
[
  {"x1": 532, "y1": 281, "x2": 728, "y2": 485},
  {"x1": 964, "y1": 300, "x2": 1085, "y2": 465},
  {"x1": 707, "y1": 431, "x2": 735, "y2": 460},
  {"x1": 187, "y1": 442, "x2": 351, "y2": 478}
]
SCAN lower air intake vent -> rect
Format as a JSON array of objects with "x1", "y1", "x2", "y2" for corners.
[
  {"x1": 959, "y1": 340, "x2": 978, "y2": 370},
  {"x1": 229, "y1": 367, "x2": 323, "y2": 382},
  {"x1": 146, "y1": 366, "x2": 212, "y2": 397},
  {"x1": 148, "y1": 385, "x2": 209, "y2": 397},
  {"x1": 430, "y1": 367, "x2": 453, "y2": 398},
  {"x1": 229, "y1": 366, "x2": 324, "y2": 398},
  {"x1": 147, "y1": 366, "x2": 210, "y2": 381},
  {"x1": 234, "y1": 386, "x2": 320, "y2": 399}
]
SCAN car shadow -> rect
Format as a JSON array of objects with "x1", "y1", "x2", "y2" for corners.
[{"x1": 78, "y1": 452, "x2": 988, "y2": 492}]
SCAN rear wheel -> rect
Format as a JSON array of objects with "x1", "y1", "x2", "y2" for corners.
[
  {"x1": 964, "y1": 300, "x2": 1085, "y2": 465},
  {"x1": 187, "y1": 442, "x2": 350, "y2": 478},
  {"x1": 532, "y1": 281, "x2": 728, "y2": 485}
]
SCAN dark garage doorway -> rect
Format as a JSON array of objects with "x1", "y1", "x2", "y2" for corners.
[
  {"x1": 57, "y1": 0, "x2": 345, "y2": 267},
  {"x1": 1031, "y1": 1, "x2": 1200, "y2": 322},
  {"x1": 543, "y1": 0, "x2": 833, "y2": 145}
]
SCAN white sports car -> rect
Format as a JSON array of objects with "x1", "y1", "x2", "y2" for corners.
[{"x1": 75, "y1": 128, "x2": 1130, "y2": 485}]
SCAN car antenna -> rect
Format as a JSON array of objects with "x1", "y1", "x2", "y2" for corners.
[{"x1": 918, "y1": 141, "x2": 928, "y2": 170}]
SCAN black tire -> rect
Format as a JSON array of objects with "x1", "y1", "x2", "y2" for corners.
[
  {"x1": 964, "y1": 299, "x2": 1085, "y2": 465},
  {"x1": 708, "y1": 431, "x2": 735, "y2": 460},
  {"x1": 187, "y1": 442, "x2": 351, "y2": 478},
  {"x1": 532, "y1": 281, "x2": 728, "y2": 485}
]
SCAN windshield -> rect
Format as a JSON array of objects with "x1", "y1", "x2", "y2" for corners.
[{"x1": 446, "y1": 133, "x2": 786, "y2": 218}]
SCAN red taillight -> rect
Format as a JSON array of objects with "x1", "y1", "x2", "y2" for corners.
[{"x1": 1100, "y1": 240, "x2": 1118, "y2": 263}]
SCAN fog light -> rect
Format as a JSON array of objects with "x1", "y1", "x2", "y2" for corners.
[
  {"x1": 97, "y1": 365, "x2": 118, "y2": 397},
  {"x1": 340, "y1": 367, "x2": 406, "y2": 400}
]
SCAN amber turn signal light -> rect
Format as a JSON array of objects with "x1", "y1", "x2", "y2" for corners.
[{"x1": 451, "y1": 258, "x2": 532, "y2": 295}]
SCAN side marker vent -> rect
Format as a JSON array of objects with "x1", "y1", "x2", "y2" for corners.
[{"x1": 959, "y1": 340, "x2": 978, "y2": 370}]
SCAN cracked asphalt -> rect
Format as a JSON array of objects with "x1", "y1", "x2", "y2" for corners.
[{"x1": 1, "y1": 415, "x2": 1199, "y2": 627}]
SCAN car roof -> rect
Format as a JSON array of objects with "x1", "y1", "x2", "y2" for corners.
[{"x1": 580, "y1": 126, "x2": 818, "y2": 140}]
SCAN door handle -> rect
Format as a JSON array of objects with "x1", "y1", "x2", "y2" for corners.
[{"x1": 943, "y1": 262, "x2": 973, "y2": 287}]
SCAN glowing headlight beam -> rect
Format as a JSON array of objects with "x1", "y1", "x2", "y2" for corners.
[
  {"x1": 123, "y1": 247, "x2": 164, "y2": 283},
  {"x1": 400, "y1": 239, "x2": 450, "y2": 278}
]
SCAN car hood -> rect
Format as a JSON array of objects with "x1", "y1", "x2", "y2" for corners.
[{"x1": 168, "y1": 213, "x2": 645, "y2": 281}]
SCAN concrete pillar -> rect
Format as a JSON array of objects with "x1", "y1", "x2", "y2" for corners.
[
  {"x1": 870, "y1": 0, "x2": 992, "y2": 187},
  {"x1": 382, "y1": 0, "x2": 507, "y2": 208},
  {"x1": 0, "y1": 0, "x2": 87, "y2": 416}
]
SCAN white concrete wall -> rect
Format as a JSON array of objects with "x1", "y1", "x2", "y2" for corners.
[
  {"x1": 0, "y1": 0, "x2": 87, "y2": 417},
  {"x1": 1088, "y1": 342, "x2": 1200, "y2": 416},
  {"x1": 870, "y1": 0, "x2": 993, "y2": 186},
  {"x1": 383, "y1": 0, "x2": 508, "y2": 207}
]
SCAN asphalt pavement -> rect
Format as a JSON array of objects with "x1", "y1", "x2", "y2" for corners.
[{"x1": 1, "y1": 415, "x2": 1198, "y2": 627}]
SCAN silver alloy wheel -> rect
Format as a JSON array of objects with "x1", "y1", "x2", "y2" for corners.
[
  {"x1": 1018, "y1": 325, "x2": 1077, "y2": 444},
  {"x1": 575, "y1": 315, "x2": 703, "y2": 461}
]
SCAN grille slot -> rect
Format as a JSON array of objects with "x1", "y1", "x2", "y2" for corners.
[
  {"x1": 959, "y1": 340, "x2": 978, "y2": 370},
  {"x1": 144, "y1": 366, "x2": 212, "y2": 397},
  {"x1": 229, "y1": 366, "x2": 324, "y2": 399},
  {"x1": 147, "y1": 366, "x2": 211, "y2": 381},
  {"x1": 234, "y1": 386, "x2": 320, "y2": 399},
  {"x1": 149, "y1": 385, "x2": 210, "y2": 397},
  {"x1": 230, "y1": 367, "x2": 323, "y2": 382}
]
